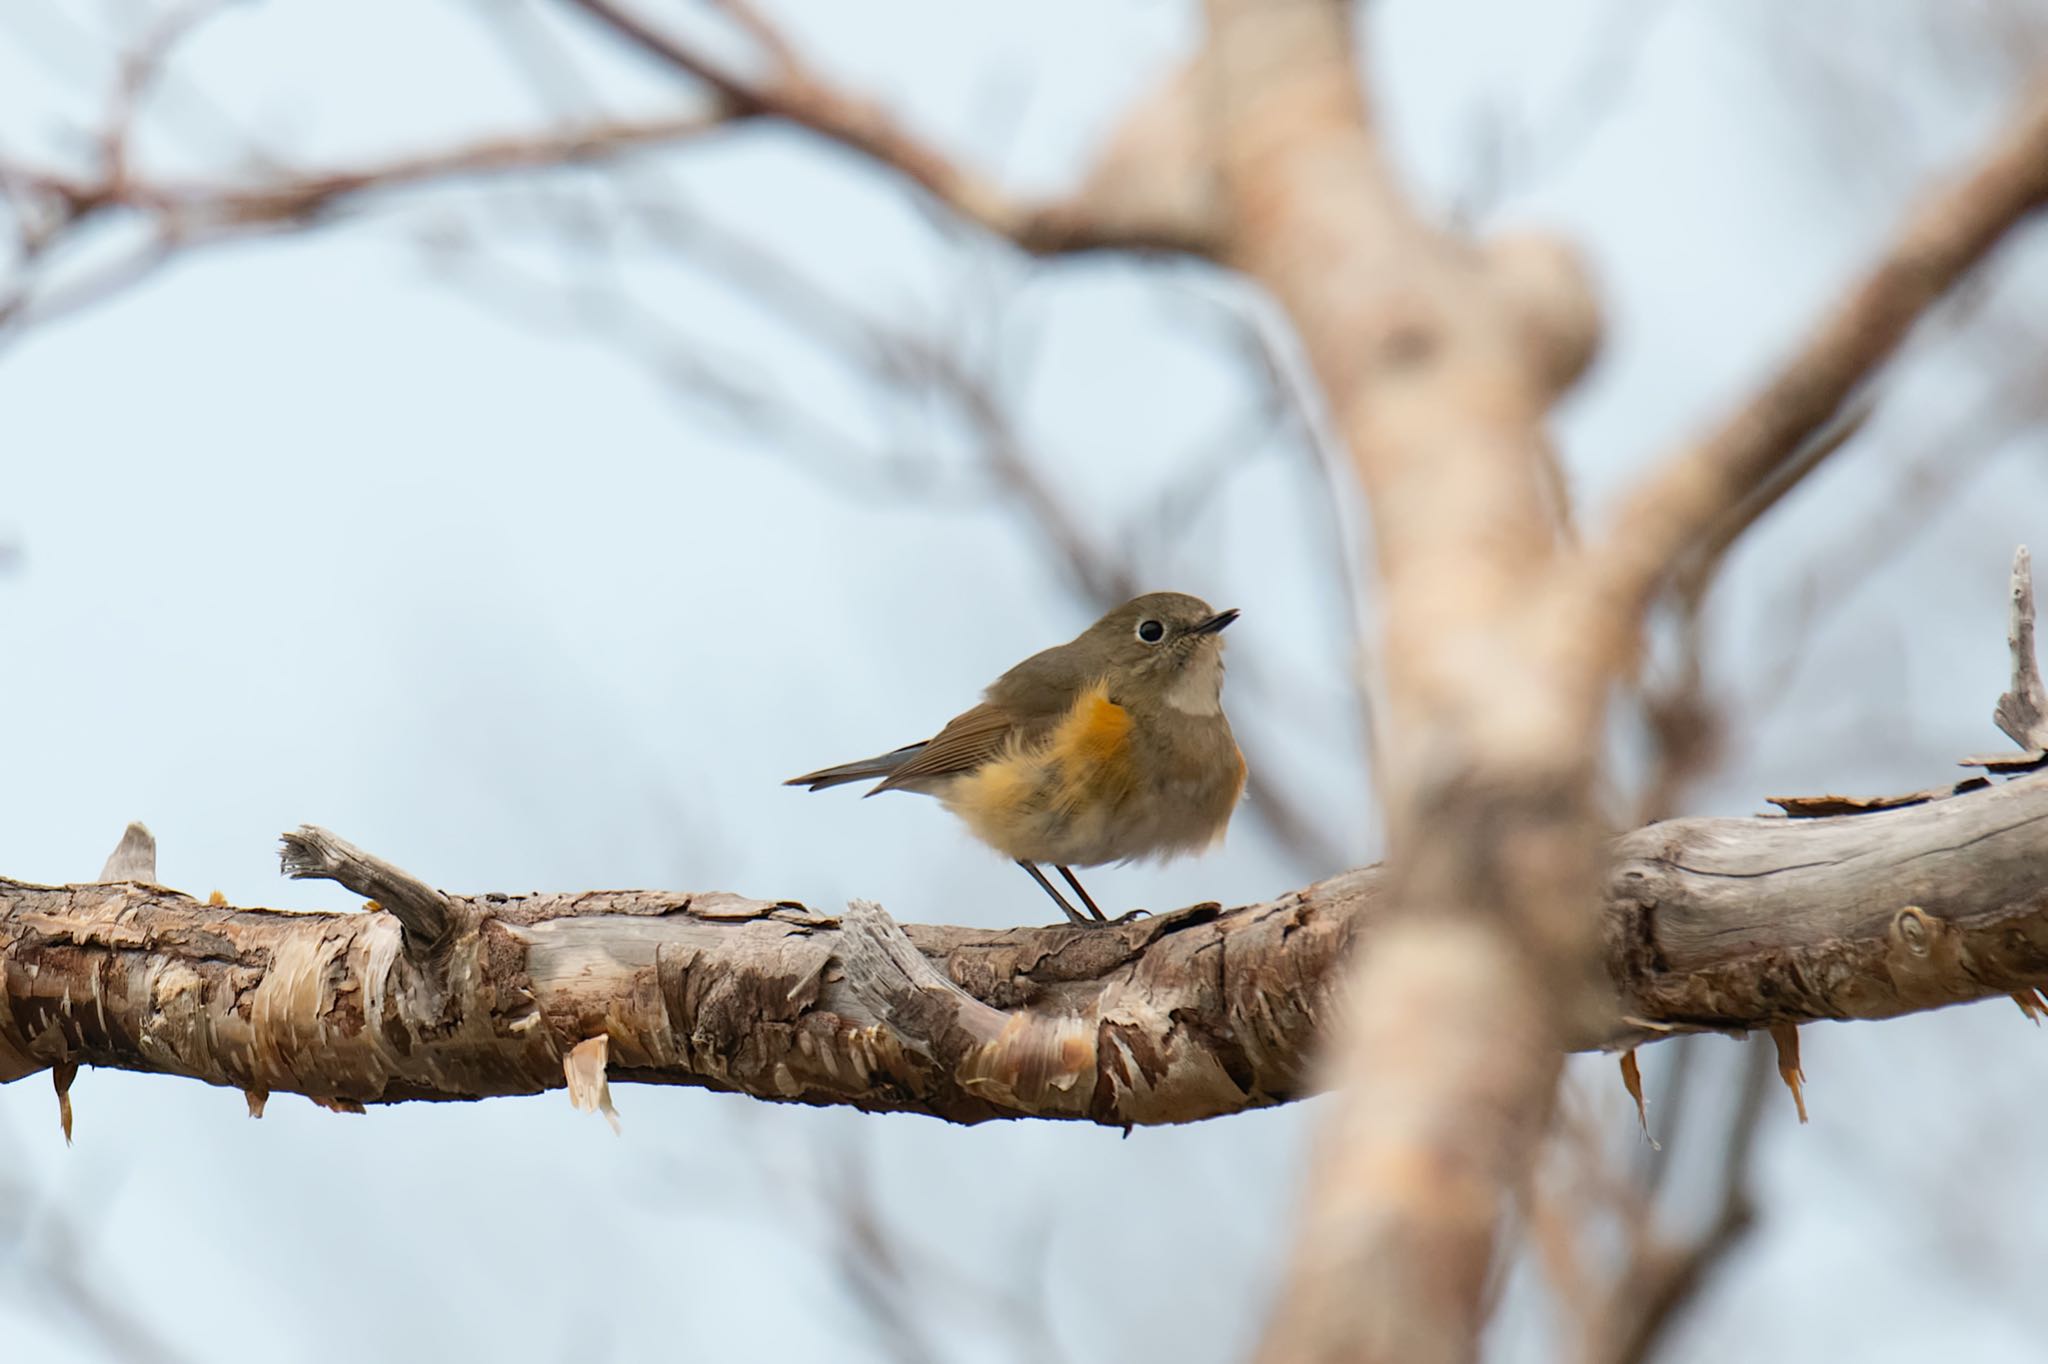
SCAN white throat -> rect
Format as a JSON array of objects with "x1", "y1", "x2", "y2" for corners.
[{"x1": 1163, "y1": 650, "x2": 1225, "y2": 716}]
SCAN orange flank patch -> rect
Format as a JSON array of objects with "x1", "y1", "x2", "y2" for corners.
[
  {"x1": 940, "y1": 681, "x2": 1139, "y2": 857},
  {"x1": 1045, "y1": 681, "x2": 1139, "y2": 812},
  {"x1": 1055, "y1": 681, "x2": 1132, "y2": 770}
]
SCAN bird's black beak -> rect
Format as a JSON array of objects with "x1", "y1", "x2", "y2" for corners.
[{"x1": 1191, "y1": 608, "x2": 1240, "y2": 636}]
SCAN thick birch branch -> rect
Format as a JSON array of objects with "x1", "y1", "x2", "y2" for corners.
[{"x1": 7, "y1": 777, "x2": 2048, "y2": 1123}]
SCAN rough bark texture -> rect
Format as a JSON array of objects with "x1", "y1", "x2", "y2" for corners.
[
  {"x1": 8, "y1": 772, "x2": 2048, "y2": 1122},
  {"x1": 1606, "y1": 778, "x2": 2048, "y2": 1034}
]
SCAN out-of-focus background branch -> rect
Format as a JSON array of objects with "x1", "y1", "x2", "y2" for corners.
[{"x1": 4, "y1": 2, "x2": 2048, "y2": 1361}]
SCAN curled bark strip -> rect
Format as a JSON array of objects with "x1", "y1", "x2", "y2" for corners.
[
  {"x1": 564, "y1": 1035, "x2": 622, "y2": 1134},
  {"x1": 1768, "y1": 1023, "x2": 1808, "y2": 1124},
  {"x1": 1767, "y1": 778, "x2": 1988, "y2": 816},
  {"x1": 1618, "y1": 1049, "x2": 1649, "y2": 1140},
  {"x1": 53, "y1": 1058, "x2": 77, "y2": 1143}
]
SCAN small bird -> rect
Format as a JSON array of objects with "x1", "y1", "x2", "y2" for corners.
[{"x1": 786, "y1": 592, "x2": 1245, "y2": 925}]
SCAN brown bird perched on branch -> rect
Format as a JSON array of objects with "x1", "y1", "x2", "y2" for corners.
[{"x1": 786, "y1": 593, "x2": 1245, "y2": 925}]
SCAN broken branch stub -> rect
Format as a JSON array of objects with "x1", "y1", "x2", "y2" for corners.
[
  {"x1": 279, "y1": 824, "x2": 453, "y2": 954},
  {"x1": 1995, "y1": 545, "x2": 2048, "y2": 752},
  {"x1": 97, "y1": 821, "x2": 157, "y2": 883}
]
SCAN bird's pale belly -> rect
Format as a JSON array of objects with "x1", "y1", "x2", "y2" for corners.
[{"x1": 939, "y1": 695, "x2": 1244, "y2": 867}]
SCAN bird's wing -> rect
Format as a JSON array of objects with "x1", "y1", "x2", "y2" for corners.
[
  {"x1": 869, "y1": 702, "x2": 1022, "y2": 792},
  {"x1": 870, "y1": 639, "x2": 1087, "y2": 793}
]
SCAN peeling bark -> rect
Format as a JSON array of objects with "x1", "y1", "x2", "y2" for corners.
[{"x1": 8, "y1": 773, "x2": 2048, "y2": 1124}]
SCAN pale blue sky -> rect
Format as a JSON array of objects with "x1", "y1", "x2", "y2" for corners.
[{"x1": 3, "y1": 3, "x2": 2047, "y2": 1361}]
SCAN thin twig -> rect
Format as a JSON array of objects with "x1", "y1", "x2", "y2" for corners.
[
  {"x1": 1601, "y1": 1039, "x2": 1773, "y2": 1364},
  {"x1": 0, "y1": 111, "x2": 731, "y2": 335}
]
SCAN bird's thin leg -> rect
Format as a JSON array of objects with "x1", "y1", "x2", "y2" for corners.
[
  {"x1": 1055, "y1": 865, "x2": 1108, "y2": 922},
  {"x1": 1017, "y1": 861, "x2": 1089, "y2": 925}
]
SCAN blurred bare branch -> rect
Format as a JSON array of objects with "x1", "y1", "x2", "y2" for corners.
[
  {"x1": 1463, "y1": 0, "x2": 1676, "y2": 218},
  {"x1": 1597, "y1": 1042, "x2": 1773, "y2": 1364},
  {"x1": 0, "y1": 106, "x2": 727, "y2": 333},
  {"x1": 559, "y1": 0, "x2": 1218, "y2": 255},
  {"x1": 6, "y1": 10, "x2": 2048, "y2": 1364},
  {"x1": 1589, "y1": 72, "x2": 2048, "y2": 633},
  {"x1": 811, "y1": 1137, "x2": 1067, "y2": 1364},
  {"x1": 0, "y1": 2, "x2": 1351, "y2": 871},
  {"x1": 17, "y1": 1206, "x2": 196, "y2": 1364},
  {"x1": 1520, "y1": 1040, "x2": 1773, "y2": 1364},
  {"x1": 0, "y1": 1180, "x2": 195, "y2": 1364},
  {"x1": 1741, "y1": 352, "x2": 2048, "y2": 734},
  {"x1": 424, "y1": 190, "x2": 1354, "y2": 871},
  {"x1": 1629, "y1": 399, "x2": 1875, "y2": 825},
  {"x1": 819, "y1": 1139, "x2": 947, "y2": 1364},
  {"x1": 1756, "y1": 1, "x2": 2048, "y2": 204}
]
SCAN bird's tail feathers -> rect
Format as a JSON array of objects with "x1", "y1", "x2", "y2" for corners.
[{"x1": 784, "y1": 743, "x2": 927, "y2": 793}]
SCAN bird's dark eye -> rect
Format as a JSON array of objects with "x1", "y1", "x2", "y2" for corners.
[{"x1": 1137, "y1": 619, "x2": 1165, "y2": 644}]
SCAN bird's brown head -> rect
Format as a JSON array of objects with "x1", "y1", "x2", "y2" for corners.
[{"x1": 1070, "y1": 592, "x2": 1239, "y2": 709}]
